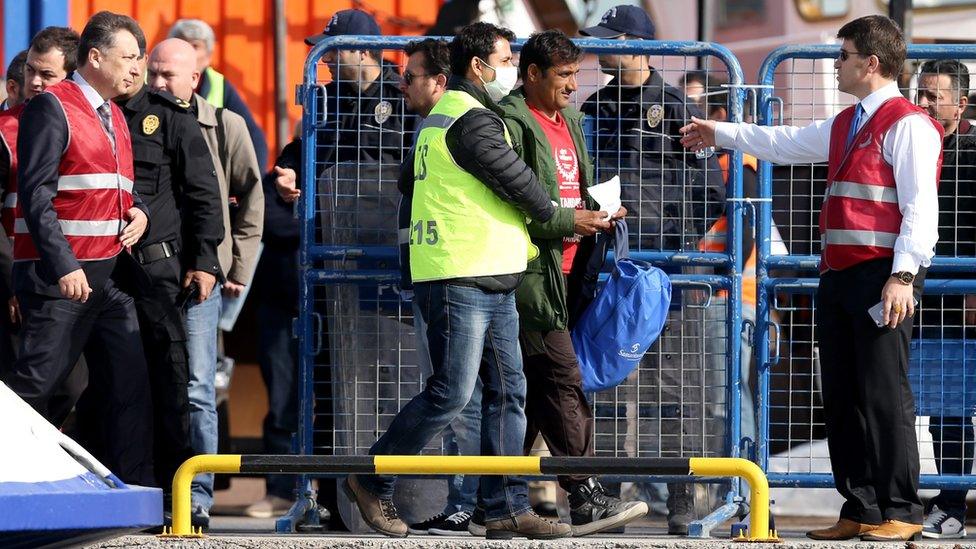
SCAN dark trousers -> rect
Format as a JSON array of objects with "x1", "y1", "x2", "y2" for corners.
[
  {"x1": 0, "y1": 305, "x2": 15, "y2": 371},
  {"x1": 4, "y1": 281, "x2": 154, "y2": 486},
  {"x1": 520, "y1": 329, "x2": 594, "y2": 491},
  {"x1": 111, "y1": 254, "x2": 193, "y2": 490},
  {"x1": 928, "y1": 416, "x2": 974, "y2": 514},
  {"x1": 816, "y1": 257, "x2": 924, "y2": 524},
  {"x1": 254, "y1": 245, "x2": 300, "y2": 500}
]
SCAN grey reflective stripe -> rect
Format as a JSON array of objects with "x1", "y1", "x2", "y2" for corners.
[
  {"x1": 14, "y1": 218, "x2": 120, "y2": 237},
  {"x1": 829, "y1": 180, "x2": 898, "y2": 203},
  {"x1": 3, "y1": 192, "x2": 15, "y2": 208},
  {"x1": 418, "y1": 114, "x2": 456, "y2": 132},
  {"x1": 398, "y1": 227, "x2": 410, "y2": 244},
  {"x1": 700, "y1": 233, "x2": 725, "y2": 245},
  {"x1": 823, "y1": 229, "x2": 897, "y2": 248}
]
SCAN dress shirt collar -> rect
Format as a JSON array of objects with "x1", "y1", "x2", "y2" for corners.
[
  {"x1": 71, "y1": 71, "x2": 108, "y2": 111},
  {"x1": 858, "y1": 81, "x2": 900, "y2": 120}
]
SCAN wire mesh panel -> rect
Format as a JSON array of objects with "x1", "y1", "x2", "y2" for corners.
[
  {"x1": 754, "y1": 45, "x2": 976, "y2": 491},
  {"x1": 297, "y1": 37, "x2": 748, "y2": 532}
]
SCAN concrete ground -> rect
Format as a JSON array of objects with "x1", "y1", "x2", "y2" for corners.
[{"x1": 83, "y1": 479, "x2": 976, "y2": 548}]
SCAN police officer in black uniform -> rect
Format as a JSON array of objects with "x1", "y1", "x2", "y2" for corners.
[{"x1": 87, "y1": 52, "x2": 224, "y2": 497}]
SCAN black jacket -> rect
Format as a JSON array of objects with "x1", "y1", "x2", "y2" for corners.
[
  {"x1": 263, "y1": 138, "x2": 301, "y2": 248},
  {"x1": 582, "y1": 69, "x2": 725, "y2": 251},
  {"x1": 918, "y1": 120, "x2": 976, "y2": 340},
  {"x1": 118, "y1": 86, "x2": 224, "y2": 277},
  {"x1": 397, "y1": 77, "x2": 556, "y2": 290},
  {"x1": 322, "y1": 63, "x2": 414, "y2": 168}
]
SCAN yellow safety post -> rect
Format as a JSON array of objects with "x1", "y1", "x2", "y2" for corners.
[
  {"x1": 690, "y1": 457, "x2": 779, "y2": 542},
  {"x1": 161, "y1": 454, "x2": 243, "y2": 538}
]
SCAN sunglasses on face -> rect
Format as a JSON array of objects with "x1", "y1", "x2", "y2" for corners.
[
  {"x1": 402, "y1": 71, "x2": 431, "y2": 85},
  {"x1": 838, "y1": 49, "x2": 867, "y2": 62}
]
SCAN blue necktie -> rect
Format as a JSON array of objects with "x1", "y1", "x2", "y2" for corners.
[{"x1": 845, "y1": 103, "x2": 863, "y2": 151}]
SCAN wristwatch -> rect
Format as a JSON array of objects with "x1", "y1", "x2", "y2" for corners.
[{"x1": 891, "y1": 271, "x2": 915, "y2": 285}]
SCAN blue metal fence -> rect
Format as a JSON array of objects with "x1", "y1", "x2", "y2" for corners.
[
  {"x1": 755, "y1": 44, "x2": 976, "y2": 493},
  {"x1": 288, "y1": 35, "x2": 752, "y2": 536}
]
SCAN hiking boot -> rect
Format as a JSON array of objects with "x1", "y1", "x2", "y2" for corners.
[
  {"x1": 666, "y1": 482, "x2": 695, "y2": 535},
  {"x1": 429, "y1": 510, "x2": 473, "y2": 535},
  {"x1": 569, "y1": 477, "x2": 649, "y2": 536},
  {"x1": 923, "y1": 505, "x2": 967, "y2": 539},
  {"x1": 468, "y1": 506, "x2": 486, "y2": 536},
  {"x1": 342, "y1": 475, "x2": 407, "y2": 537},
  {"x1": 407, "y1": 511, "x2": 448, "y2": 535},
  {"x1": 485, "y1": 509, "x2": 572, "y2": 539}
]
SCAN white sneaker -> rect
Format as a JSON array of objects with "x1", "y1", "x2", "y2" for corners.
[
  {"x1": 922, "y1": 504, "x2": 967, "y2": 539},
  {"x1": 244, "y1": 495, "x2": 294, "y2": 518}
]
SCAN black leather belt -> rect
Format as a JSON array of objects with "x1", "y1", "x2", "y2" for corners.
[{"x1": 134, "y1": 240, "x2": 179, "y2": 265}]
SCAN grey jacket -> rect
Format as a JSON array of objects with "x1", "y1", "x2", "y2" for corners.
[{"x1": 193, "y1": 94, "x2": 264, "y2": 285}]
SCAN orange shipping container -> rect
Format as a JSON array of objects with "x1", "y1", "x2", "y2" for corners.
[{"x1": 70, "y1": 0, "x2": 439, "y2": 167}]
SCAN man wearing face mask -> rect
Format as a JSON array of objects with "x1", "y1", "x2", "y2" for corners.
[{"x1": 344, "y1": 22, "x2": 567, "y2": 540}]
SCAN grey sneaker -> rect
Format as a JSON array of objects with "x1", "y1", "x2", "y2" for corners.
[
  {"x1": 342, "y1": 475, "x2": 408, "y2": 537},
  {"x1": 922, "y1": 504, "x2": 967, "y2": 539},
  {"x1": 569, "y1": 477, "x2": 648, "y2": 536},
  {"x1": 485, "y1": 509, "x2": 572, "y2": 539},
  {"x1": 666, "y1": 482, "x2": 695, "y2": 535},
  {"x1": 468, "y1": 506, "x2": 486, "y2": 536}
]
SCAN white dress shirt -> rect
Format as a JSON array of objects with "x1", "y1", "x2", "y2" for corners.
[
  {"x1": 714, "y1": 82, "x2": 941, "y2": 274},
  {"x1": 71, "y1": 71, "x2": 109, "y2": 112}
]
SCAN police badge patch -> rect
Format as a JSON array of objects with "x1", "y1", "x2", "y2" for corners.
[
  {"x1": 374, "y1": 101, "x2": 392, "y2": 124},
  {"x1": 646, "y1": 104, "x2": 663, "y2": 129},
  {"x1": 142, "y1": 114, "x2": 160, "y2": 135}
]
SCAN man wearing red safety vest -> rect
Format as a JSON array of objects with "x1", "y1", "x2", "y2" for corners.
[
  {"x1": 0, "y1": 11, "x2": 154, "y2": 486},
  {"x1": 681, "y1": 15, "x2": 942, "y2": 542},
  {"x1": 0, "y1": 28, "x2": 79, "y2": 368}
]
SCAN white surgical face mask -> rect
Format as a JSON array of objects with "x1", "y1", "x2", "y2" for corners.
[{"x1": 477, "y1": 58, "x2": 518, "y2": 103}]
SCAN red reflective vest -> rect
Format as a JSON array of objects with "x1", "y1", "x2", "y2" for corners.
[
  {"x1": 13, "y1": 80, "x2": 135, "y2": 262},
  {"x1": 0, "y1": 103, "x2": 23, "y2": 240},
  {"x1": 818, "y1": 97, "x2": 943, "y2": 272}
]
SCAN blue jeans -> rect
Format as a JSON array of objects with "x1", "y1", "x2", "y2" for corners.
[
  {"x1": 185, "y1": 286, "x2": 221, "y2": 511},
  {"x1": 358, "y1": 283, "x2": 529, "y2": 521},
  {"x1": 412, "y1": 299, "x2": 482, "y2": 514}
]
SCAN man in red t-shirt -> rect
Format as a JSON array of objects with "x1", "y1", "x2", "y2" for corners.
[{"x1": 499, "y1": 30, "x2": 643, "y2": 537}]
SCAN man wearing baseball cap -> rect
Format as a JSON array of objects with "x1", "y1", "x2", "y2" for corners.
[
  {"x1": 305, "y1": 9, "x2": 407, "y2": 167},
  {"x1": 580, "y1": 4, "x2": 726, "y2": 537}
]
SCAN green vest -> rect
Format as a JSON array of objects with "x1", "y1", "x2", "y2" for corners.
[
  {"x1": 204, "y1": 67, "x2": 225, "y2": 107},
  {"x1": 410, "y1": 90, "x2": 537, "y2": 283}
]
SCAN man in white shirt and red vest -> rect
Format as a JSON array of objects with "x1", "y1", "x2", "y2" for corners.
[
  {"x1": 680, "y1": 15, "x2": 942, "y2": 542},
  {"x1": 1, "y1": 11, "x2": 153, "y2": 486}
]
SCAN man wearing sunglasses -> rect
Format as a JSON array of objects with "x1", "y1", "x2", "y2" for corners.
[{"x1": 681, "y1": 15, "x2": 942, "y2": 542}]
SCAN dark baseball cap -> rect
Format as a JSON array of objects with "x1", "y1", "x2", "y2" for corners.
[
  {"x1": 579, "y1": 5, "x2": 655, "y2": 40},
  {"x1": 305, "y1": 9, "x2": 381, "y2": 45}
]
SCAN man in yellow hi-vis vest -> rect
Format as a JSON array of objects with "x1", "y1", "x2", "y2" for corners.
[{"x1": 344, "y1": 23, "x2": 571, "y2": 540}]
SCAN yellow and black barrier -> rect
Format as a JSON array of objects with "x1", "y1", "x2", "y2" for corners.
[{"x1": 162, "y1": 455, "x2": 779, "y2": 542}]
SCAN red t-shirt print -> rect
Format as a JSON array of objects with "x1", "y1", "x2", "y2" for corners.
[{"x1": 528, "y1": 106, "x2": 583, "y2": 274}]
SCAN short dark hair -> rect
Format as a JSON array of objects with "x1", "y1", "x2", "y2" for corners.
[
  {"x1": 29, "y1": 27, "x2": 80, "y2": 74},
  {"x1": 920, "y1": 59, "x2": 970, "y2": 100},
  {"x1": 405, "y1": 38, "x2": 450, "y2": 77},
  {"x1": 518, "y1": 30, "x2": 582, "y2": 80},
  {"x1": 449, "y1": 22, "x2": 516, "y2": 77},
  {"x1": 704, "y1": 79, "x2": 731, "y2": 117},
  {"x1": 77, "y1": 11, "x2": 145, "y2": 67},
  {"x1": 6, "y1": 50, "x2": 27, "y2": 87},
  {"x1": 836, "y1": 15, "x2": 906, "y2": 79}
]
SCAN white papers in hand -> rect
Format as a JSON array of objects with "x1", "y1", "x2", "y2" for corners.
[{"x1": 586, "y1": 175, "x2": 621, "y2": 220}]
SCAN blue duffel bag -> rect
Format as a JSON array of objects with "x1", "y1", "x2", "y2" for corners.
[{"x1": 571, "y1": 220, "x2": 672, "y2": 393}]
